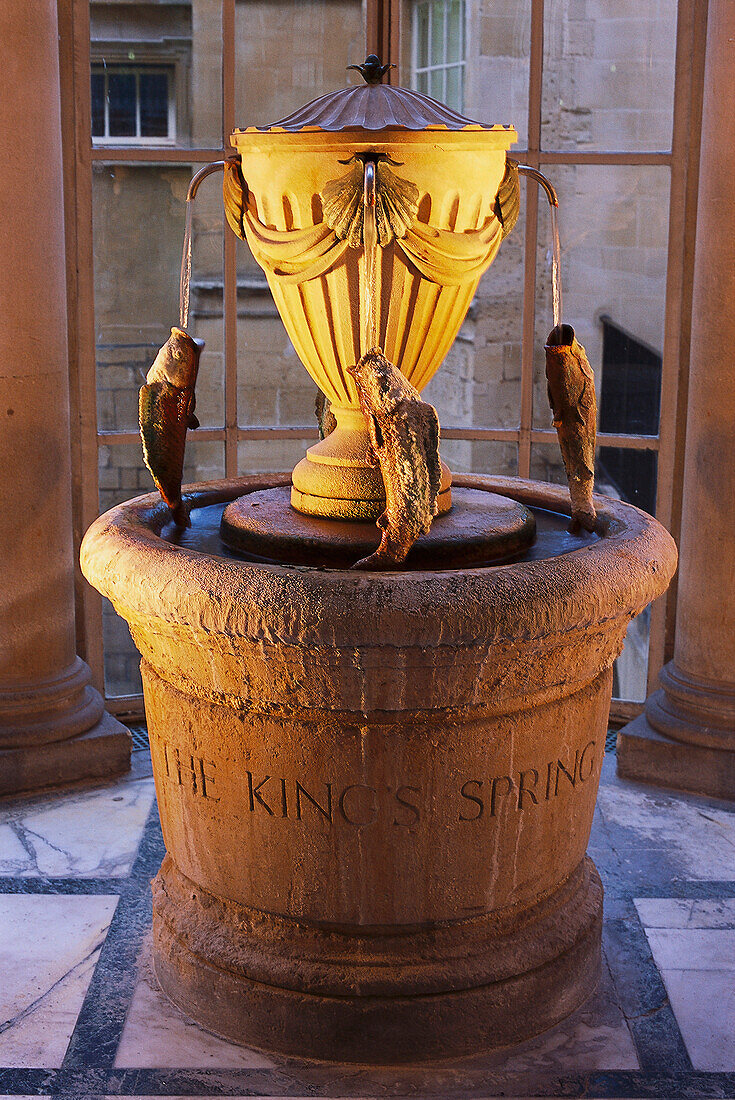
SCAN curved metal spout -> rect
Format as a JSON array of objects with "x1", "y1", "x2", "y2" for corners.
[
  {"x1": 180, "y1": 160, "x2": 233, "y2": 329},
  {"x1": 186, "y1": 160, "x2": 228, "y2": 203},
  {"x1": 515, "y1": 164, "x2": 559, "y2": 208}
]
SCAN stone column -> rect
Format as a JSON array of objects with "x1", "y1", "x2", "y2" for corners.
[
  {"x1": 617, "y1": 0, "x2": 735, "y2": 801},
  {"x1": 0, "y1": 1, "x2": 130, "y2": 794}
]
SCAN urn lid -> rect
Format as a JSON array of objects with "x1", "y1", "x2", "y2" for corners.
[{"x1": 241, "y1": 55, "x2": 513, "y2": 135}]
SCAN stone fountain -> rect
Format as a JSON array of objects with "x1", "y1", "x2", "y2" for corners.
[{"x1": 81, "y1": 60, "x2": 676, "y2": 1062}]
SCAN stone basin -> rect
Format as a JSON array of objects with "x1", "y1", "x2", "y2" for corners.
[{"x1": 80, "y1": 473, "x2": 677, "y2": 1062}]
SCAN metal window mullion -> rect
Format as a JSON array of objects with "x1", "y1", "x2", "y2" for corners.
[
  {"x1": 518, "y1": 0, "x2": 544, "y2": 479},
  {"x1": 91, "y1": 147, "x2": 225, "y2": 162},
  {"x1": 223, "y1": 0, "x2": 238, "y2": 477}
]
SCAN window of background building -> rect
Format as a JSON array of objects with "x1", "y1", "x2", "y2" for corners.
[
  {"x1": 73, "y1": 0, "x2": 700, "y2": 719},
  {"x1": 412, "y1": 0, "x2": 466, "y2": 111},
  {"x1": 91, "y1": 65, "x2": 175, "y2": 142}
]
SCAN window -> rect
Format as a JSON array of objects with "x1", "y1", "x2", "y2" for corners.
[
  {"x1": 91, "y1": 65, "x2": 175, "y2": 143},
  {"x1": 412, "y1": 0, "x2": 466, "y2": 112},
  {"x1": 598, "y1": 316, "x2": 662, "y2": 519}
]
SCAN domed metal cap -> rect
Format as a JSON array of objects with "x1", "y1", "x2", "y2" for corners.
[{"x1": 248, "y1": 55, "x2": 513, "y2": 134}]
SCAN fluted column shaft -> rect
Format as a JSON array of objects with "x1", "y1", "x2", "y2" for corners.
[
  {"x1": 0, "y1": 0, "x2": 129, "y2": 793},
  {"x1": 618, "y1": 0, "x2": 735, "y2": 799}
]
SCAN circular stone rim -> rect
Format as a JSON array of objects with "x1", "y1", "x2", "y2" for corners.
[{"x1": 80, "y1": 473, "x2": 678, "y2": 653}]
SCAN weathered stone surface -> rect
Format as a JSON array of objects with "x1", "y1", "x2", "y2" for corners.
[
  {"x1": 221, "y1": 484, "x2": 536, "y2": 568},
  {"x1": 80, "y1": 473, "x2": 676, "y2": 1061}
]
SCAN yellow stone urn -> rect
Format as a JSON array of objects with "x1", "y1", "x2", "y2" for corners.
[{"x1": 224, "y1": 60, "x2": 518, "y2": 518}]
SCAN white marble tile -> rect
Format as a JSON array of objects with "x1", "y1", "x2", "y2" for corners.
[
  {"x1": 644, "y1": 927, "x2": 735, "y2": 971},
  {"x1": 0, "y1": 894, "x2": 118, "y2": 1067},
  {"x1": 450, "y1": 964, "x2": 638, "y2": 1073},
  {"x1": 636, "y1": 897, "x2": 735, "y2": 929},
  {"x1": 115, "y1": 941, "x2": 275, "y2": 1068},
  {"x1": 0, "y1": 775, "x2": 156, "y2": 877},
  {"x1": 659, "y1": 968, "x2": 735, "y2": 1071},
  {"x1": 596, "y1": 768, "x2": 735, "y2": 880}
]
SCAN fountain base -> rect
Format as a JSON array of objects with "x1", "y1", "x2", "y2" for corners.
[
  {"x1": 220, "y1": 484, "x2": 536, "y2": 568},
  {"x1": 79, "y1": 474, "x2": 677, "y2": 1065},
  {"x1": 290, "y1": 406, "x2": 452, "y2": 519},
  {"x1": 152, "y1": 847, "x2": 602, "y2": 1063}
]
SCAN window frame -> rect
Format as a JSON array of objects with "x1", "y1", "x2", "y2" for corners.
[
  {"x1": 61, "y1": 0, "x2": 706, "y2": 722},
  {"x1": 91, "y1": 63, "x2": 177, "y2": 145},
  {"x1": 411, "y1": 0, "x2": 467, "y2": 111}
]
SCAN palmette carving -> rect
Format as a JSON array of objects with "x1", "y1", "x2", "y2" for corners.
[
  {"x1": 545, "y1": 323, "x2": 597, "y2": 533},
  {"x1": 139, "y1": 327, "x2": 204, "y2": 527},
  {"x1": 348, "y1": 349, "x2": 441, "y2": 569},
  {"x1": 320, "y1": 157, "x2": 419, "y2": 247}
]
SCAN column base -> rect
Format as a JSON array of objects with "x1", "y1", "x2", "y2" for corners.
[
  {"x1": 617, "y1": 710, "x2": 735, "y2": 801},
  {"x1": 151, "y1": 854, "x2": 602, "y2": 1064},
  {"x1": 0, "y1": 709, "x2": 132, "y2": 797}
]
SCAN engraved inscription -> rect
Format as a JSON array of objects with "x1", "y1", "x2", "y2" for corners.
[
  {"x1": 160, "y1": 739, "x2": 599, "y2": 827},
  {"x1": 458, "y1": 740, "x2": 598, "y2": 821},
  {"x1": 163, "y1": 743, "x2": 218, "y2": 801}
]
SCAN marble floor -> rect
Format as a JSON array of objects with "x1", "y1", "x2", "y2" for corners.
[{"x1": 0, "y1": 738, "x2": 733, "y2": 1100}]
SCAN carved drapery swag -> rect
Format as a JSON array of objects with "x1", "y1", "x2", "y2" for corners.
[{"x1": 223, "y1": 158, "x2": 519, "y2": 288}]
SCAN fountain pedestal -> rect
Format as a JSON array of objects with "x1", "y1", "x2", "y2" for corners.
[{"x1": 80, "y1": 474, "x2": 675, "y2": 1062}]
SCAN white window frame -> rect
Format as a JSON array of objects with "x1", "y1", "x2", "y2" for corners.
[{"x1": 411, "y1": 0, "x2": 466, "y2": 112}]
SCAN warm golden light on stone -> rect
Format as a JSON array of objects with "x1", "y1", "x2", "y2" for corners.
[{"x1": 225, "y1": 78, "x2": 518, "y2": 518}]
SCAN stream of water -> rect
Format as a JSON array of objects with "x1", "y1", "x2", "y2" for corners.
[
  {"x1": 550, "y1": 201, "x2": 563, "y2": 330},
  {"x1": 179, "y1": 198, "x2": 194, "y2": 331},
  {"x1": 362, "y1": 161, "x2": 379, "y2": 354}
]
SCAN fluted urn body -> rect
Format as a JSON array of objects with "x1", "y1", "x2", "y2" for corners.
[{"x1": 225, "y1": 79, "x2": 518, "y2": 517}]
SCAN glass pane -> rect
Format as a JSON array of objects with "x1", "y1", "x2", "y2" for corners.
[
  {"x1": 446, "y1": 65, "x2": 462, "y2": 112},
  {"x1": 429, "y1": 67, "x2": 444, "y2": 101},
  {"x1": 93, "y1": 163, "x2": 224, "y2": 431},
  {"x1": 614, "y1": 613, "x2": 650, "y2": 703},
  {"x1": 533, "y1": 165, "x2": 670, "y2": 430},
  {"x1": 107, "y1": 72, "x2": 136, "y2": 137},
  {"x1": 90, "y1": 2, "x2": 223, "y2": 148},
  {"x1": 442, "y1": 438, "x2": 518, "y2": 477},
  {"x1": 464, "y1": 1, "x2": 530, "y2": 144},
  {"x1": 91, "y1": 71, "x2": 104, "y2": 135},
  {"x1": 530, "y1": 442, "x2": 657, "y2": 515},
  {"x1": 597, "y1": 446, "x2": 658, "y2": 517},
  {"x1": 431, "y1": 1, "x2": 446, "y2": 66},
  {"x1": 98, "y1": 440, "x2": 224, "y2": 515},
  {"x1": 234, "y1": 1, "x2": 365, "y2": 127},
  {"x1": 416, "y1": 2, "x2": 430, "y2": 69},
  {"x1": 98, "y1": 440, "x2": 224, "y2": 698},
  {"x1": 103, "y1": 598, "x2": 142, "y2": 698},
  {"x1": 422, "y1": 176, "x2": 526, "y2": 432},
  {"x1": 232, "y1": 1, "x2": 364, "y2": 428},
  {"x1": 447, "y1": 0, "x2": 463, "y2": 64},
  {"x1": 139, "y1": 71, "x2": 169, "y2": 137},
  {"x1": 238, "y1": 437, "x2": 316, "y2": 476},
  {"x1": 542, "y1": 0, "x2": 677, "y2": 151}
]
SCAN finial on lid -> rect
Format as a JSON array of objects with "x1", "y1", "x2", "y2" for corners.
[{"x1": 347, "y1": 54, "x2": 393, "y2": 84}]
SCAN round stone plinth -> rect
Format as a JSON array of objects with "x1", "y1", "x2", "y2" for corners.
[
  {"x1": 80, "y1": 474, "x2": 678, "y2": 1064},
  {"x1": 220, "y1": 485, "x2": 536, "y2": 568},
  {"x1": 152, "y1": 851, "x2": 602, "y2": 1062}
]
